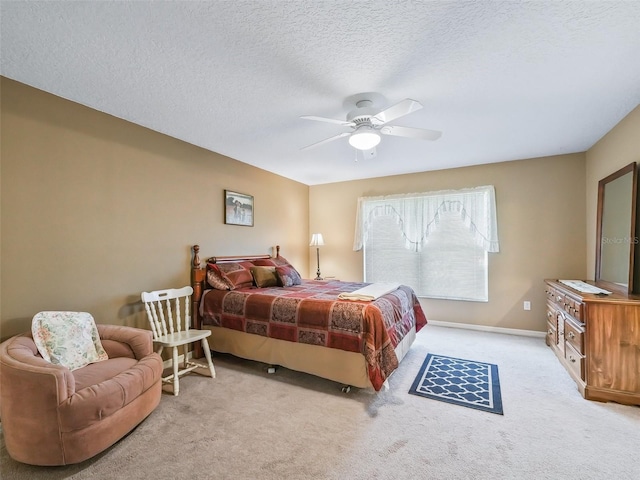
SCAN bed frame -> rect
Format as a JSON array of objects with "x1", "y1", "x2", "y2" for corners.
[
  {"x1": 190, "y1": 244, "x2": 416, "y2": 389},
  {"x1": 190, "y1": 243, "x2": 275, "y2": 329}
]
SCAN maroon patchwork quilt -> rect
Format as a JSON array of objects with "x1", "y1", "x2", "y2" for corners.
[{"x1": 199, "y1": 280, "x2": 427, "y2": 390}]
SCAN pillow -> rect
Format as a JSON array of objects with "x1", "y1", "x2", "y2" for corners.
[
  {"x1": 275, "y1": 264, "x2": 302, "y2": 287},
  {"x1": 31, "y1": 311, "x2": 109, "y2": 371},
  {"x1": 207, "y1": 265, "x2": 232, "y2": 290},
  {"x1": 271, "y1": 256, "x2": 294, "y2": 267},
  {"x1": 216, "y1": 261, "x2": 254, "y2": 289},
  {"x1": 252, "y1": 258, "x2": 277, "y2": 267},
  {"x1": 254, "y1": 256, "x2": 294, "y2": 267},
  {"x1": 250, "y1": 266, "x2": 279, "y2": 288}
]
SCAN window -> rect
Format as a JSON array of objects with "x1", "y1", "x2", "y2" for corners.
[{"x1": 354, "y1": 186, "x2": 499, "y2": 302}]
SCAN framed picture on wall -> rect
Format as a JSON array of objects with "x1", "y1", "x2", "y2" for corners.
[{"x1": 224, "y1": 190, "x2": 254, "y2": 226}]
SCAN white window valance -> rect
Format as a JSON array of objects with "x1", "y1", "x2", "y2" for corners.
[{"x1": 353, "y1": 185, "x2": 500, "y2": 253}]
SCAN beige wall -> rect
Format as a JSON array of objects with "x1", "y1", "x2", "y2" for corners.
[
  {"x1": 310, "y1": 154, "x2": 587, "y2": 332},
  {"x1": 3, "y1": 76, "x2": 634, "y2": 340},
  {"x1": 0, "y1": 78, "x2": 309, "y2": 340},
  {"x1": 585, "y1": 105, "x2": 640, "y2": 281}
]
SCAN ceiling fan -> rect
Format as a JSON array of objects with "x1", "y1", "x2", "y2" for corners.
[{"x1": 300, "y1": 94, "x2": 442, "y2": 159}]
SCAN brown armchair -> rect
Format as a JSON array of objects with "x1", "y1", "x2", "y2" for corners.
[{"x1": 0, "y1": 324, "x2": 163, "y2": 466}]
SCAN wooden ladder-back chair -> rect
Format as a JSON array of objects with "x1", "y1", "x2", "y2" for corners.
[{"x1": 141, "y1": 286, "x2": 215, "y2": 395}]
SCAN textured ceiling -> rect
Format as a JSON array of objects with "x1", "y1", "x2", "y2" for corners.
[{"x1": 2, "y1": 1, "x2": 640, "y2": 185}]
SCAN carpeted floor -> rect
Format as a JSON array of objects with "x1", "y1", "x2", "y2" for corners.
[{"x1": 2, "y1": 324, "x2": 639, "y2": 480}]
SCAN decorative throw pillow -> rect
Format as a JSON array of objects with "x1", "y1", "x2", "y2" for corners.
[
  {"x1": 271, "y1": 256, "x2": 293, "y2": 267},
  {"x1": 31, "y1": 311, "x2": 109, "y2": 371},
  {"x1": 250, "y1": 266, "x2": 279, "y2": 288},
  {"x1": 275, "y1": 264, "x2": 302, "y2": 287},
  {"x1": 252, "y1": 258, "x2": 277, "y2": 267},
  {"x1": 207, "y1": 265, "x2": 232, "y2": 290},
  {"x1": 216, "y1": 261, "x2": 254, "y2": 289}
]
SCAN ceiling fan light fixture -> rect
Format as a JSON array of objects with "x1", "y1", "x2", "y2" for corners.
[{"x1": 348, "y1": 126, "x2": 381, "y2": 150}]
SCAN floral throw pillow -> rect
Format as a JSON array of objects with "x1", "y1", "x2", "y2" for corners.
[
  {"x1": 31, "y1": 311, "x2": 109, "y2": 371},
  {"x1": 207, "y1": 264, "x2": 232, "y2": 290},
  {"x1": 275, "y1": 265, "x2": 302, "y2": 287}
]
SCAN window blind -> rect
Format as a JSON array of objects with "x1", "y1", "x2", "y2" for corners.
[{"x1": 355, "y1": 186, "x2": 498, "y2": 302}]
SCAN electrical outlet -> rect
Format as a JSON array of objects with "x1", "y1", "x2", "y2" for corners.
[{"x1": 523, "y1": 301, "x2": 531, "y2": 311}]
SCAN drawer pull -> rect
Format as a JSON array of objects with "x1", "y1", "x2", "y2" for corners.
[
  {"x1": 568, "y1": 332, "x2": 575, "y2": 339},
  {"x1": 569, "y1": 356, "x2": 576, "y2": 363},
  {"x1": 548, "y1": 329, "x2": 553, "y2": 335},
  {"x1": 547, "y1": 312, "x2": 552, "y2": 318}
]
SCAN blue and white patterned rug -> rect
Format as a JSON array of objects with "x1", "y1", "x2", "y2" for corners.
[{"x1": 409, "y1": 354, "x2": 503, "y2": 415}]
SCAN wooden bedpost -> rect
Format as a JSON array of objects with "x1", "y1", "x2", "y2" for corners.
[
  {"x1": 193, "y1": 244, "x2": 201, "y2": 269},
  {"x1": 191, "y1": 244, "x2": 206, "y2": 358},
  {"x1": 276, "y1": 245, "x2": 280, "y2": 258}
]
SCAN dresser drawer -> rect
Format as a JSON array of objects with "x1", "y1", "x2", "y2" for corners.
[
  {"x1": 564, "y1": 318, "x2": 584, "y2": 354},
  {"x1": 553, "y1": 290, "x2": 565, "y2": 305},
  {"x1": 545, "y1": 285, "x2": 584, "y2": 322},
  {"x1": 545, "y1": 284, "x2": 565, "y2": 304},
  {"x1": 546, "y1": 320, "x2": 557, "y2": 347},
  {"x1": 571, "y1": 300, "x2": 584, "y2": 322},
  {"x1": 562, "y1": 297, "x2": 584, "y2": 323},
  {"x1": 545, "y1": 286, "x2": 556, "y2": 301},
  {"x1": 546, "y1": 301, "x2": 558, "y2": 327},
  {"x1": 565, "y1": 343, "x2": 585, "y2": 381}
]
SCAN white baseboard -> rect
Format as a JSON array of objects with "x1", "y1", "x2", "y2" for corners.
[
  {"x1": 427, "y1": 320, "x2": 546, "y2": 338},
  {"x1": 162, "y1": 351, "x2": 193, "y2": 369}
]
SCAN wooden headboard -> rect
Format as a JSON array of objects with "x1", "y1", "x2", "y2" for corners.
[{"x1": 190, "y1": 243, "x2": 280, "y2": 330}]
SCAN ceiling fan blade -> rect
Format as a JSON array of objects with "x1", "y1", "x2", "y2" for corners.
[
  {"x1": 380, "y1": 125, "x2": 442, "y2": 141},
  {"x1": 372, "y1": 99, "x2": 423, "y2": 124},
  {"x1": 300, "y1": 132, "x2": 350, "y2": 151},
  {"x1": 300, "y1": 115, "x2": 354, "y2": 127}
]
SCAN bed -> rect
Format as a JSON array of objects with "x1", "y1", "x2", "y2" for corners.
[{"x1": 190, "y1": 245, "x2": 427, "y2": 390}]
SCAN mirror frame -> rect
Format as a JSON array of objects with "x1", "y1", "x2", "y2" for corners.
[{"x1": 595, "y1": 162, "x2": 638, "y2": 294}]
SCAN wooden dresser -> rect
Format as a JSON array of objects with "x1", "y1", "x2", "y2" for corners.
[{"x1": 544, "y1": 279, "x2": 640, "y2": 405}]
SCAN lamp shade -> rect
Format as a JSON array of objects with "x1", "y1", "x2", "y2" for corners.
[
  {"x1": 309, "y1": 233, "x2": 325, "y2": 247},
  {"x1": 348, "y1": 126, "x2": 381, "y2": 150}
]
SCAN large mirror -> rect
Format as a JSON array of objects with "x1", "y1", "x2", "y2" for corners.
[{"x1": 595, "y1": 162, "x2": 638, "y2": 293}]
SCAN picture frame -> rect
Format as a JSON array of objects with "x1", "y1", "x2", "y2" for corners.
[{"x1": 224, "y1": 190, "x2": 254, "y2": 226}]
